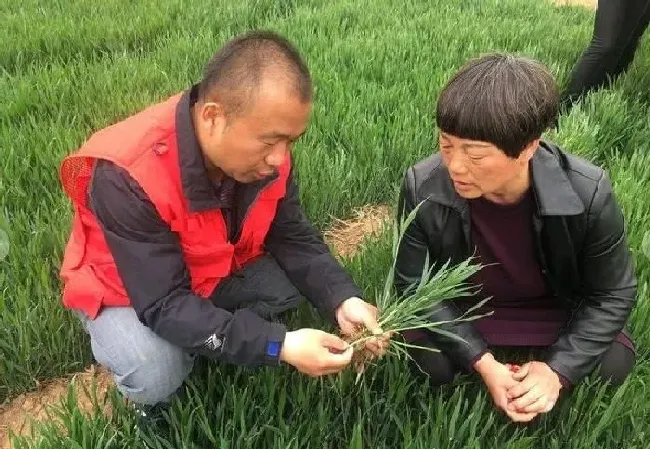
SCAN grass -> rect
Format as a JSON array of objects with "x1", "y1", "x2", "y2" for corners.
[{"x1": 2, "y1": 0, "x2": 650, "y2": 447}]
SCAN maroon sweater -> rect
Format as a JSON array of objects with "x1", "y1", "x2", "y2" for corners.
[
  {"x1": 463, "y1": 189, "x2": 571, "y2": 347},
  {"x1": 462, "y1": 189, "x2": 632, "y2": 352}
]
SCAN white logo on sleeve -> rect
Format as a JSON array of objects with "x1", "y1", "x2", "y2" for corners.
[{"x1": 205, "y1": 334, "x2": 223, "y2": 351}]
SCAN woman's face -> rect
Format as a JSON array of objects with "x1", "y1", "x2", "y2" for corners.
[{"x1": 439, "y1": 132, "x2": 537, "y2": 202}]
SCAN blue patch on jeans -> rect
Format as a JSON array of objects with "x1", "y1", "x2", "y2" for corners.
[{"x1": 266, "y1": 341, "x2": 281, "y2": 357}]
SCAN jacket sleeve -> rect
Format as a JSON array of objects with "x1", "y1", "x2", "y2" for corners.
[
  {"x1": 545, "y1": 172, "x2": 637, "y2": 384},
  {"x1": 89, "y1": 160, "x2": 286, "y2": 367},
  {"x1": 264, "y1": 168, "x2": 363, "y2": 324},
  {"x1": 394, "y1": 167, "x2": 488, "y2": 370}
]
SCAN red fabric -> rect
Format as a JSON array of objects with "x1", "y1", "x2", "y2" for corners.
[{"x1": 59, "y1": 92, "x2": 290, "y2": 319}]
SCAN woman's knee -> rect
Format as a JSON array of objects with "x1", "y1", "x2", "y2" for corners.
[
  {"x1": 597, "y1": 341, "x2": 636, "y2": 387},
  {"x1": 408, "y1": 347, "x2": 462, "y2": 386}
]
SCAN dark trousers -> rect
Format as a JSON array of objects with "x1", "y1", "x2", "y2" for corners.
[
  {"x1": 210, "y1": 254, "x2": 304, "y2": 319},
  {"x1": 562, "y1": 0, "x2": 650, "y2": 108},
  {"x1": 408, "y1": 334, "x2": 636, "y2": 388}
]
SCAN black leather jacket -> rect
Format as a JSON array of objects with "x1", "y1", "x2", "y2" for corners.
[{"x1": 395, "y1": 140, "x2": 637, "y2": 385}]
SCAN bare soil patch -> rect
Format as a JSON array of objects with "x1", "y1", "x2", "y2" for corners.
[
  {"x1": 324, "y1": 205, "x2": 392, "y2": 259},
  {"x1": 1, "y1": 365, "x2": 113, "y2": 449},
  {"x1": 550, "y1": 0, "x2": 596, "y2": 9}
]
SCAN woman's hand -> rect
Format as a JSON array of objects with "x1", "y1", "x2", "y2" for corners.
[
  {"x1": 474, "y1": 353, "x2": 539, "y2": 422},
  {"x1": 506, "y1": 361, "x2": 562, "y2": 415}
]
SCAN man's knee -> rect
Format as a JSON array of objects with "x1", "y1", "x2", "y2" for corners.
[
  {"x1": 78, "y1": 307, "x2": 195, "y2": 405},
  {"x1": 214, "y1": 254, "x2": 304, "y2": 318},
  {"x1": 110, "y1": 344, "x2": 195, "y2": 405},
  {"x1": 596, "y1": 341, "x2": 636, "y2": 387}
]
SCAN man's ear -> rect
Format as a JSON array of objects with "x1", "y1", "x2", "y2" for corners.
[{"x1": 199, "y1": 101, "x2": 227, "y2": 136}]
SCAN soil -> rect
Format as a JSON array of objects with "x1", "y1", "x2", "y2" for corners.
[
  {"x1": 323, "y1": 205, "x2": 392, "y2": 259},
  {"x1": 0, "y1": 365, "x2": 113, "y2": 449},
  {"x1": 550, "y1": 0, "x2": 596, "y2": 9}
]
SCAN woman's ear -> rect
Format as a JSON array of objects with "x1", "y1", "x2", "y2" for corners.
[{"x1": 519, "y1": 138, "x2": 540, "y2": 164}]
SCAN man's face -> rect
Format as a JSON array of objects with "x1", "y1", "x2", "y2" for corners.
[
  {"x1": 439, "y1": 132, "x2": 536, "y2": 200},
  {"x1": 197, "y1": 82, "x2": 311, "y2": 183}
]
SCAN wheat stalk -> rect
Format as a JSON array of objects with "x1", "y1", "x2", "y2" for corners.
[{"x1": 346, "y1": 200, "x2": 492, "y2": 376}]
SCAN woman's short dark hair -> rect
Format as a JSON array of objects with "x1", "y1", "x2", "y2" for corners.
[{"x1": 436, "y1": 53, "x2": 559, "y2": 158}]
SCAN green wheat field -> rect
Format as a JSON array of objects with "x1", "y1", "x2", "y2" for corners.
[{"x1": 1, "y1": 0, "x2": 650, "y2": 447}]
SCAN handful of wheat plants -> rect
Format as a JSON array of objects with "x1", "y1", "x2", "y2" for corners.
[{"x1": 345, "y1": 201, "x2": 492, "y2": 376}]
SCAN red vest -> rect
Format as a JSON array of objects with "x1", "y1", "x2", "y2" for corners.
[{"x1": 59, "y1": 92, "x2": 290, "y2": 319}]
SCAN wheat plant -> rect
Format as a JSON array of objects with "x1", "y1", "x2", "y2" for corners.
[{"x1": 346, "y1": 201, "x2": 492, "y2": 374}]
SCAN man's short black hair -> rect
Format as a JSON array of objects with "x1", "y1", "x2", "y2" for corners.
[
  {"x1": 436, "y1": 53, "x2": 559, "y2": 158},
  {"x1": 198, "y1": 30, "x2": 312, "y2": 116}
]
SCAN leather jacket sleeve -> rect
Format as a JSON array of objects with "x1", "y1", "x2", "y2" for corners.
[
  {"x1": 394, "y1": 168, "x2": 488, "y2": 370},
  {"x1": 546, "y1": 172, "x2": 637, "y2": 384}
]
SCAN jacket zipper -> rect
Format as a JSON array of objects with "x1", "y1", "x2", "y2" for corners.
[{"x1": 232, "y1": 179, "x2": 275, "y2": 245}]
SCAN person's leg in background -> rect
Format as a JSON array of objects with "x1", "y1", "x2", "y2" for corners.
[
  {"x1": 401, "y1": 324, "x2": 636, "y2": 427},
  {"x1": 561, "y1": 0, "x2": 648, "y2": 109},
  {"x1": 208, "y1": 253, "x2": 306, "y2": 420},
  {"x1": 610, "y1": 0, "x2": 650, "y2": 77}
]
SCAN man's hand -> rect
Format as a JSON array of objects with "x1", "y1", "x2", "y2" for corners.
[
  {"x1": 506, "y1": 361, "x2": 562, "y2": 415},
  {"x1": 279, "y1": 329, "x2": 353, "y2": 376},
  {"x1": 335, "y1": 297, "x2": 390, "y2": 357},
  {"x1": 474, "y1": 353, "x2": 538, "y2": 423}
]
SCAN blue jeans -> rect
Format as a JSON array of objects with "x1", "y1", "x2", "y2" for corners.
[
  {"x1": 76, "y1": 255, "x2": 303, "y2": 405},
  {"x1": 77, "y1": 307, "x2": 196, "y2": 405}
]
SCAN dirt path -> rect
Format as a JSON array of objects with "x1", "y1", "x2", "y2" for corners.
[
  {"x1": 0, "y1": 204, "x2": 392, "y2": 449},
  {"x1": 0, "y1": 365, "x2": 114, "y2": 449},
  {"x1": 550, "y1": 0, "x2": 596, "y2": 8}
]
